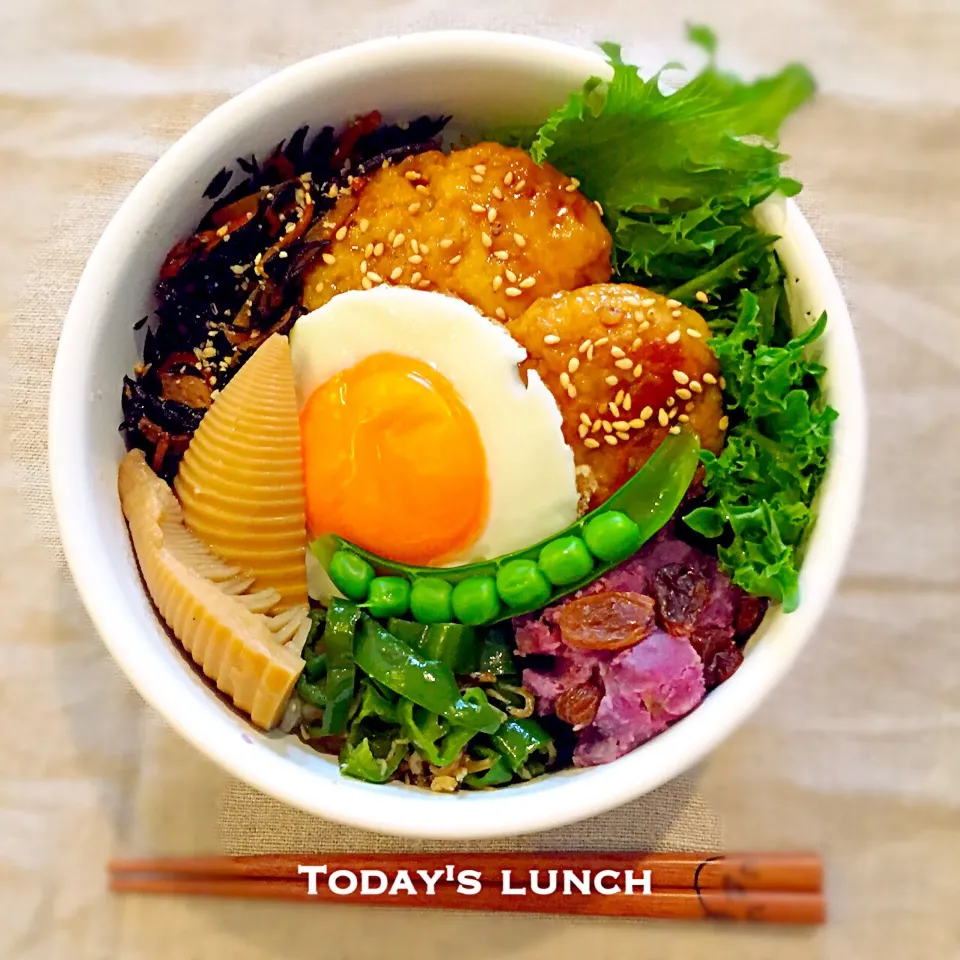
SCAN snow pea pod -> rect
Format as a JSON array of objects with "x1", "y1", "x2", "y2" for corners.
[
  {"x1": 354, "y1": 618, "x2": 505, "y2": 734},
  {"x1": 339, "y1": 736, "x2": 408, "y2": 784},
  {"x1": 311, "y1": 430, "x2": 701, "y2": 624},
  {"x1": 491, "y1": 717, "x2": 553, "y2": 773},
  {"x1": 397, "y1": 700, "x2": 477, "y2": 768}
]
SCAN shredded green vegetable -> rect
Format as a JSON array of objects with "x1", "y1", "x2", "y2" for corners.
[{"x1": 528, "y1": 26, "x2": 836, "y2": 609}]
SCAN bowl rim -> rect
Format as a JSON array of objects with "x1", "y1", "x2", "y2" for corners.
[{"x1": 48, "y1": 29, "x2": 867, "y2": 838}]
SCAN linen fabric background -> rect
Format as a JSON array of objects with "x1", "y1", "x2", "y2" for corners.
[{"x1": 1, "y1": 1, "x2": 958, "y2": 957}]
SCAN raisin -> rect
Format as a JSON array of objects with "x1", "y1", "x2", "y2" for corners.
[
  {"x1": 653, "y1": 563, "x2": 709, "y2": 635},
  {"x1": 734, "y1": 593, "x2": 767, "y2": 641},
  {"x1": 556, "y1": 591, "x2": 655, "y2": 651},
  {"x1": 555, "y1": 683, "x2": 602, "y2": 728},
  {"x1": 704, "y1": 645, "x2": 743, "y2": 688}
]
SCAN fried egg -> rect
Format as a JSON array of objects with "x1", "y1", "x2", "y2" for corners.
[{"x1": 290, "y1": 287, "x2": 579, "y2": 566}]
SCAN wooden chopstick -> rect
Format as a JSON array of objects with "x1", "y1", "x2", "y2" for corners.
[{"x1": 110, "y1": 851, "x2": 822, "y2": 893}]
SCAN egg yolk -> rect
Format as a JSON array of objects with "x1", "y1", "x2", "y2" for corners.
[{"x1": 300, "y1": 352, "x2": 489, "y2": 566}]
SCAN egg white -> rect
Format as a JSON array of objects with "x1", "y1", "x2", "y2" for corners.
[{"x1": 290, "y1": 287, "x2": 580, "y2": 565}]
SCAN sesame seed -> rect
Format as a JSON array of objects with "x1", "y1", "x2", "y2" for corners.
[
  {"x1": 612, "y1": 419, "x2": 630, "y2": 431},
  {"x1": 580, "y1": 412, "x2": 592, "y2": 426},
  {"x1": 594, "y1": 200, "x2": 604, "y2": 215},
  {"x1": 671, "y1": 309, "x2": 683, "y2": 319},
  {"x1": 494, "y1": 250, "x2": 509, "y2": 260},
  {"x1": 615, "y1": 389, "x2": 625, "y2": 405},
  {"x1": 719, "y1": 415, "x2": 730, "y2": 430},
  {"x1": 492, "y1": 186, "x2": 503, "y2": 200},
  {"x1": 600, "y1": 314, "x2": 619, "y2": 326},
  {"x1": 598, "y1": 420, "x2": 611, "y2": 433},
  {"x1": 594, "y1": 337, "x2": 609, "y2": 347},
  {"x1": 690, "y1": 380, "x2": 703, "y2": 394},
  {"x1": 505, "y1": 286, "x2": 523, "y2": 298},
  {"x1": 449, "y1": 255, "x2": 462, "y2": 264},
  {"x1": 411, "y1": 239, "x2": 419, "y2": 253},
  {"x1": 418, "y1": 279, "x2": 431, "y2": 288},
  {"x1": 544, "y1": 334, "x2": 561, "y2": 345},
  {"x1": 314, "y1": 281, "x2": 325, "y2": 292},
  {"x1": 393, "y1": 233, "x2": 405, "y2": 248},
  {"x1": 702, "y1": 372, "x2": 717, "y2": 385},
  {"x1": 567, "y1": 385, "x2": 577, "y2": 399},
  {"x1": 504, "y1": 171, "x2": 514, "y2": 185},
  {"x1": 641, "y1": 297, "x2": 657, "y2": 307},
  {"x1": 482, "y1": 232, "x2": 492, "y2": 248},
  {"x1": 695, "y1": 290, "x2": 708, "y2": 303},
  {"x1": 364, "y1": 242, "x2": 374, "y2": 258},
  {"x1": 578, "y1": 423, "x2": 589, "y2": 439},
  {"x1": 628, "y1": 418, "x2": 644, "y2": 430},
  {"x1": 686, "y1": 328, "x2": 702, "y2": 338},
  {"x1": 474, "y1": 164, "x2": 487, "y2": 175},
  {"x1": 598, "y1": 402, "x2": 608, "y2": 414},
  {"x1": 492, "y1": 276, "x2": 503, "y2": 291},
  {"x1": 388, "y1": 228, "x2": 396, "y2": 242},
  {"x1": 679, "y1": 414, "x2": 690, "y2": 423},
  {"x1": 439, "y1": 238, "x2": 454, "y2": 249},
  {"x1": 419, "y1": 243, "x2": 430, "y2": 254},
  {"x1": 321, "y1": 252, "x2": 336, "y2": 265},
  {"x1": 666, "y1": 299, "x2": 682, "y2": 309},
  {"x1": 617, "y1": 431, "x2": 630, "y2": 441},
  {"x1": 408, "y1": 202, "x2": 421, "y2": 213},
  {"x1": 615, "y1": 357, "x2": 634, "y2": 370},
  {"x1": 604, "y1": 434, "x2": 618, "y2": 446},
  {"x1": 359, "y1": 218, "x2": 369, "y2": 233},
  {"x1": 631, "y1": 338, "x2": 642, "y2": 351},
  {"x1": 623, "y1": 395, "x2": 632, "y2": 412},
  {"x1": 361, "y1": 276, "x2": 373, "y2": 290},
  {"x1": 685, "y1": 402, "x2": 695, "y2": 412},
  {"x1": 519, "y1": 276, "x2": 536, "y2": 289},
  {"x1": 609, "y1": 403, "x2": 620, "y2": 420},
  {"x1": 605, "y1": 375, "x2": 618, "y2": 386},
  {"x1": 676, "y1": 387, "x2": 692, "y2": 400},
  {"x1": 410, "y1": 271, "x2": 422, "y2": 285},
  {"x1": 579, "y1": 339, "x2": 592, "y2": 354},
  {"x1": 471, "y1": 203, "x2": 485, "y2": 213},
  {"x1": 495, "y1": 307, "x2": 506, "y2": 320},
  {"x1": 584, "y1": 438, "x2": 600, "y2": 449},
  {"x1": 566, "y1": 177, "x2": 580, "y2": 192},
  {"x1": 487, "y1": 207, "x2": 497, "y2": 223},
  {"x1": 559, "y1": 372, "x2": 571, "y2": 388},
  {"x1": 390, "y1": 267, "x2": 403, "y2": 281},
  {"x1": 639, "y1": 321, "x2": 651, "y2": 332},
  {"x1": 514, "y1": 233, "x2": 526, "y2": 247},
  {"x1": 611, "y1": 346, "x2": 626, "y2": 359},
  {"x1": 405, "y1": 170, "x2": 421, "y2": 181},
  {"x1": 669, "y1": 406, "x2": 679, "y2": 419},
  {"x1": 667, "y1": 397, "x2": 676, "y2": 407},
  {"x1": 666, "y1": 330, "x2": 681, "y2": 344},
  {"x1": 408, "y1": 254, "x2": 423, "y2": 264},
  {"x1": 506, "y1": 269, "x2": 517, "y2": 283},
  {"x1": 720, "y1": 376, "x2": 727, "y2": 389},
  {"x1": 360, "y1": 260, "x2": 368, "y2": 274},
  {"x1": 633, "y1": 363, "x2": 643, "y2": 378},
  {"x1": 368, "y1": 271, "x2": 383, "y2": 284},
  {"x1": 669, "y1": 425, "x2": 681, "y2": 435},
  {"x1": 623, "y1": 295, "x2": 642, "y2": 307},
  {"x1": 587, "y1": 345, "x2": 595, "y2": 361},
  {"x1": 640, "y1": 405, "x2": 653, "y2": 420},
  {"x1": 516, "y1": 179, "x2": 526, "y2": 189},
  {"x1": 592, "y1": 419, "x2": 603, "y2": 432},
  {"x1": 658, "y1": 409, "x2": 669, "y2": 427},
  {"x1": 374, "y1": 242, "x2": 384, "y2": 257},
  {"x1": 470, "y1": 174, "x2": 484, "y2": 184}
]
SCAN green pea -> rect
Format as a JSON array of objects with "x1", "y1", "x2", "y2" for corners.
[
  {"x1": 538, "y1": 535, "x2": 593, "y2": 586},
  {"x1": 329, "y1": 550, "x2": 374, "y2": 601},
  {"x1": 496, "y1": 558, "x2": 552, "y2": 609},
  {"x1": 451, "y1": 576, "x2": 501, "y2": 626},
  {"x1": 583, "y1": 510, "x2": 642, "y2": 562},
  {"x1": 410, "y1": 578, "x2": 454, "y2": 624},
  {"x1": 366, "y1": 576, "x2": 411, "y2": 619}
]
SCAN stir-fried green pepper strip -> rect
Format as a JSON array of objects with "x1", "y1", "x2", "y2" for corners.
[
  {"x1": 296, "y1": 675, "x2": 327, "y2": 708},
  {"x1": 491, "y1": 717, "x2": 553, "y2": 773},
  {"x1": 385, "y1": 618, "x2": 478, "y2": 673},
  {"x1": 312, "y1": 430, "x2": 700, "y2": 624},
  {"x1": 476, "y1": 626, "x2": 518, "y2": 677},
  {"x1": 463, "y1": 745, "x2": 515, "y2": 788},
  {"x1": 339, "y1": 736, "x2": 408, "y2": 784},
  {"x1": 397, "y1": 700, "x2": 477, "y2": 768},
  {"x1": 319, "y1": 599, "x2": 362, "y2": 735},
  {"x1": 354, "y1": 618, "x2": 505, "y2": 734},
  {"x1": 352, "y1": 679, "x2": 399, "y2": 725}
]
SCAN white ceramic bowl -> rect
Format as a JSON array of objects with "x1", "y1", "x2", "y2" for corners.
[{"x1": 48, "y1": 31, "x2": 866, "y2": 839}]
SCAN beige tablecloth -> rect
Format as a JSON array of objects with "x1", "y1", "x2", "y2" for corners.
[{"x1": 2, "y1": 1, "x2": 959, "y2": 957}]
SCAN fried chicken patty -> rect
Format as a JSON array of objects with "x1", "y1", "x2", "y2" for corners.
[
  {"x1": 510, "y1": 284, "x2": 727, "y2": 509},
  {"x1": 301, "y1": 142, "x2": 612, "y2": 321}
]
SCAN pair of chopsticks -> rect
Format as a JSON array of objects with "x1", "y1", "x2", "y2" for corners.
[{"x1": 110, "y1": 851, "x2": 824, "y2": 925}]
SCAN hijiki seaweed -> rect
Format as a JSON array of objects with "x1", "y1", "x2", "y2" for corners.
[{"x1": 121, "y1": 112, "x2": 449, "y2": 479}]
